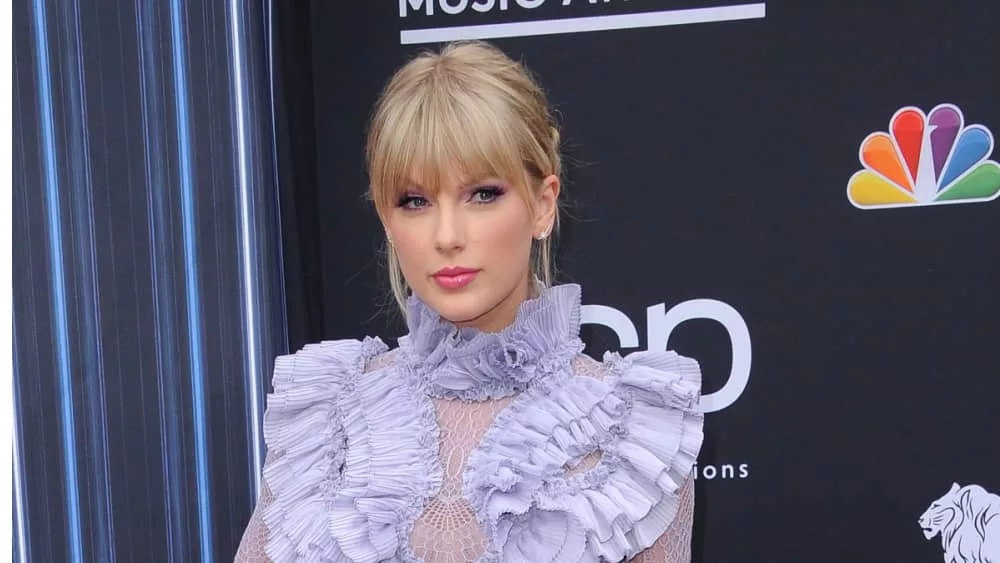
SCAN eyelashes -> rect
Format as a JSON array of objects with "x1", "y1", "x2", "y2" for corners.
[
  {"x1": 396, "y1": 194, "x2": 428, "y2": 209},
  {"x1": 396, "y1": 185, "x2": 506, "y2": 209},
  {"x1": 470, "y1": 185, "x2": 505, "y2": 203}
]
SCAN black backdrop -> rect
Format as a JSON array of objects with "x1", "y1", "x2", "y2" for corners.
[{"x1": 273, "y1": 1, "x2": 999, "y2": 561}]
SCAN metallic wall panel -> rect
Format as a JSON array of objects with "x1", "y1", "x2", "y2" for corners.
[{"x1": 12, "y1": 0, "x2": 284, "y2": 560}]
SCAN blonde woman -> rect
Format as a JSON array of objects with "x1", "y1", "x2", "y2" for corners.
[{"x1": 236, "y1": 41, "x2": 703, "y2": 563}]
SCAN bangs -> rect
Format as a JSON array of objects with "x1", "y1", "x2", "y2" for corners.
[{"x1": 368, "y1": 71, "x2": 531, "y2": 214}]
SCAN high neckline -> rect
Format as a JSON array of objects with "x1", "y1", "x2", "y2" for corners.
[{"x1": 397, "y1": 283, "x2": 586, "y2": 400}]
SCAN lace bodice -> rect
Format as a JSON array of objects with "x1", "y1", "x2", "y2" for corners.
[{"x1": 235, "y1": 284, "x2": 703, "y2": 562}]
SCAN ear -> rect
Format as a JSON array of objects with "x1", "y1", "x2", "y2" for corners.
[
  {"x1": 950, "y1": 482, "x2": 961, "y2": 494},
  {"x1": 532, "y1": 174, "x2": 560, "y2": 237}
]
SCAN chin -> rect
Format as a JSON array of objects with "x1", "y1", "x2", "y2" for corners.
[
  {"x1": 432, "y1": 298, "x2": 490, "y2": 326},
  {"x1": 421, "y1": 286, "x2": 494, "y2": 325}
]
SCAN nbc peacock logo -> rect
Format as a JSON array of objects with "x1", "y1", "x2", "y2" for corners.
[{"x1": 847, "y1": 103, "x2": 1000, "y2": 209}]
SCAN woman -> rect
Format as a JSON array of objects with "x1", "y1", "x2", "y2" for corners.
[{"x1": 236, "y1": 41, "x2": 703, "y2": 562}]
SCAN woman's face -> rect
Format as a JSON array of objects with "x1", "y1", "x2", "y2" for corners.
[{"x1": 385, "y1": 168, "x2": 558, "y2": 332}]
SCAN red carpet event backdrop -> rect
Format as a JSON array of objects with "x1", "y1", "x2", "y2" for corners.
[{"x1": 12, "y1": 0, "x2": 1000, "y2": 561}]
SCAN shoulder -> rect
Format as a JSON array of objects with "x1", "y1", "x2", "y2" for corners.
[
  {"x1": 604, "y1": 349, "x2": 702, "y2": 410},
  {"x1": 263, "y1": 337, "x2": 390, "y2": 453},
  {"x1": 269, "y1": 336, "x2": 390, "y2": 395},
  {"x1": 258, "y1": 336, "x2": 412, "y2": 561},
  {"x1": 572, "y1": 349, "x2": 702, "y2": 409}
]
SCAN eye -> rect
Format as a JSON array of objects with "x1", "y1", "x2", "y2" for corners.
[
  {"x1": 397, "y1": 193, "x2": 429, "y2": 210},
  {"x1": 470, "y1": 185, "x2": 505, "y2": 204}
]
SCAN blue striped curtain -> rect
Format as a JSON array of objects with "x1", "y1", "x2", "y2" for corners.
[{"x1": 12, "y1": 0, "x2": 285, "y2": 560}]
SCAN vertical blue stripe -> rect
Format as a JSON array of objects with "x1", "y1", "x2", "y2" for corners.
[
  {"x1": 12, "y1": 46, "x2": 33, "y2": 563},
  {"x1": 168, "y1": 0, "x2": 213, "y2": 560},
  {"x1": 228, "y1": 0, "x2": 264, "y2": 499},
  {"x1": 31, "y1": 0, "x2": 84, "y2": 560},
  {"x1": 63, "y1": 0, "x2": 115, "y2": 558},
  {"x1": 136, "y1": 2, "x2": 185, "y2": 560},
  {"x1": 264, "y1": 0, "x2": 289, "y2": 346},
  {"x1": 12, "y1": 308, "x2": 31, "y2": 563}
]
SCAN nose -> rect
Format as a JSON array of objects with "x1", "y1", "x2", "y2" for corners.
[{"x1": 433, "y1": 203, "x2": 465, "y2": 254}]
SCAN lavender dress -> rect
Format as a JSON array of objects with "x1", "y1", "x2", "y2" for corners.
[{"x1": 235, "y1": 284, "x2": 704, "y2": 562}]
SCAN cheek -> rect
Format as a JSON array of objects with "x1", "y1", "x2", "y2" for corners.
[
  {"x1": 474, "y1": 202, "x2": 533, "y2": 252},
  {"x1": 388, "y1": 219, "x2": 430, "y2": 270}
]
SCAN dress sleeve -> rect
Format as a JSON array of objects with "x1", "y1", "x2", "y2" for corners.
[
  {"x1": 491, "y1": 351, "x2": 703, "y2": 562},
  {"x1": 631, "y1": 475, "x2": 696, "y2": 563},
  {"x1": 232, "y1": 337, "x2": 387, "y2": 562},
  {"x1": 594, "y1": 349, "x2": 702, "y2": 561}
]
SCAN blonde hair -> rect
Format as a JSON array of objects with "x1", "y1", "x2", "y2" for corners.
[{"x1": 366, "y1": 41, "x2": 562, "y2": 312}]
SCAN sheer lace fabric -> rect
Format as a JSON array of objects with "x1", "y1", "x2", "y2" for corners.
[
  {"x1": 410, "y1": 394, "x2": 513, "y2": 562},
  {"x1": 234, "y1": 451, "x2": 275, "y2": 563},
  {"x1": 236, "y1": 353, "x2": 696, "y2": 562}
]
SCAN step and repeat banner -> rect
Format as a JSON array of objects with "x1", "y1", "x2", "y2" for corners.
[
  {"x1": 12, "y1": 0, "x2": 999, "y2": 561},
  {"x1": 304, "y1": 1, "x2": 1000, "y2": 562}
]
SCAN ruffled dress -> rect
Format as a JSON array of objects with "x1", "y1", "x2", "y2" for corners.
[{"x1": 235, "y1": 284, "x2": 704, "y2": 562}]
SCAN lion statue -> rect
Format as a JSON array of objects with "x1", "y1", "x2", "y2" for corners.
[{"x1": 919, "y1": 482, "x2": 1000, "y2": 563}]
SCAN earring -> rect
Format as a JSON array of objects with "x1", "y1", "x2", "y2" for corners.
[
  {"x1": 536, "y1": 230, "x2": 549, "y2": 241},
  {"x1": 386, "y1": 233, "x2": 394, "y2": 246}
]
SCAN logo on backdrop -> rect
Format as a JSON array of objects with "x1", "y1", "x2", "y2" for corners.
[
  {"x1": 847, "y1": 103, "x2": 1000, "y2": 209},
  {"x1": 396, "y1": 1, "x2": 767, "y2": 45},
  {"x1": 581, "y1": 299, "x2": 751, "y2": 414},
  {"x1": 581, "y1": 299, "x2": 752, "y2": 482},
  {"x1": 919, "y1": 482, "x2": 1000, "y2": 562}
]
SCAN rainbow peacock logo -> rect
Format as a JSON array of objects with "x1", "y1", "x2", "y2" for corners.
[{"x1": 847, "y1": 103, "x2": 1000, "y2": 209}]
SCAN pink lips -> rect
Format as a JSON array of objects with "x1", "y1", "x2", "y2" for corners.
[{"x1": 433, "y1": 266, "x2": 480, "y2": 290}]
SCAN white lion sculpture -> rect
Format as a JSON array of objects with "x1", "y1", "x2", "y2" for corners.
[{"x1": 919, "y1": 482, "x2": 1000, "y2": 563}]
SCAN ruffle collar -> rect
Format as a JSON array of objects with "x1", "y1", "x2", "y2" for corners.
[{"x1": 397, "y1": 283, "x2": 585, "y2": 400}]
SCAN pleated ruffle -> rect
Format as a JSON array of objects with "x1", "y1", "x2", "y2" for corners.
[
  {"x1": 399, "y1": 283, "x2": 585, "y2": 401},
  {"x1": 261, "y1": 337, "x2": 442, "y2": 563},
  {"x1": 464, "y1": 349, "x2": 703, "y2": 562},
  {"x1": 259, "y1": 284, "x2": 704, "y2": 562}
]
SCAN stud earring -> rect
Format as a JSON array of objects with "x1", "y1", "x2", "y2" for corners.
[{"x1": 536, "y1": 230, "x2": 549, "y2": 241}]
